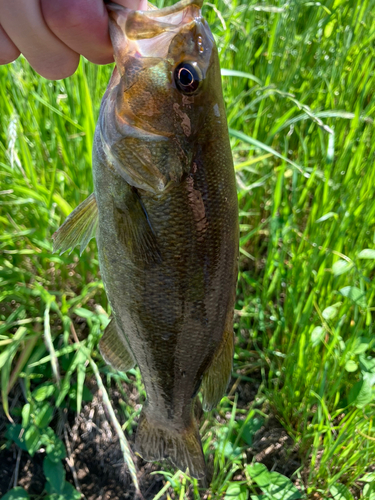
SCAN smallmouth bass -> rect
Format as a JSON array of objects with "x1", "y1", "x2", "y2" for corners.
[{"x1": 53, "y1": 0, "x2": 238, "y2": 479}]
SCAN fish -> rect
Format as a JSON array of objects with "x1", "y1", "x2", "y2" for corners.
[{"x1": 53, "y1": 0, "x2": 238, "y2": 479}]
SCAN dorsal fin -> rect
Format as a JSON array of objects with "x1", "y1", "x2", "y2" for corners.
[{"x1": 52, "y1": 193, "x2": 98, "y2": 255}]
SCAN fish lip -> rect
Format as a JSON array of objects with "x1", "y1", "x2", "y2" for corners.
[
  {"x1": 105, "y1": 0, "x2": 204, "y2": 16},
  {"x1": 138, "y1": 0, "x2": 203, "y2": 17}
]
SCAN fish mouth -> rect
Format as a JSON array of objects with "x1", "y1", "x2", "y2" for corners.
[{"x1": 106, "y1": 0, "x2": 205, "y2": 63}]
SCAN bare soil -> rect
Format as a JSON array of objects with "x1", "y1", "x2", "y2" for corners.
[{"x1": 0, "y1": 375, "x2": 301, "y2": 500}]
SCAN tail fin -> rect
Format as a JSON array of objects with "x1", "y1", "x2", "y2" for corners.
[{"x1": 135, "y1": 407, "x2": 206, "y2": 479}]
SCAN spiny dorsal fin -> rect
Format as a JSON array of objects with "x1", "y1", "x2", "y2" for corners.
[
  {"x1": 52, "y1": 193, "x2": 98, "y2": 256},
  {"x1": 201, "y1": 328, "x2": 234, "y2": 412},
  {"x1": 99, "y1": 318, "x2": 136, "y2": 372}
]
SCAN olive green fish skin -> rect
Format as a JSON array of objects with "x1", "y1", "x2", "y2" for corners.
[{"x1": 93, "y1": 0, "x2": 238, "y2": 469}]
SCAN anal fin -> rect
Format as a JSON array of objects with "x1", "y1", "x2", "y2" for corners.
[
  {"x1": 52, "y1": 193, "x2": 98, "y2": 255},
  {"x1": 99, "y1": 318, "x2": 135, "y2": 372},
  {"x1": 201, "y1": 328, "x2": 234, "y2": 411}
]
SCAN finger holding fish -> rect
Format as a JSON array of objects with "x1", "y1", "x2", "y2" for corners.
[
  {"x1": 0, "y1": 0, "x2": 147, "y2": 78},
  {"x1": 40, "y1": 0, "x2": 148, "y2": 66},
  {"x1": 0, "y1": 24, "x2": 20, "y2": 64},
  {"x1": 0, "y1": 0, "x2": 79, "y2": 79}
]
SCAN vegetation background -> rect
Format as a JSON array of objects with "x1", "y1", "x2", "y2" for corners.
[{"x1": 1, "y1": 0, "x2": 375, "y2": 498}]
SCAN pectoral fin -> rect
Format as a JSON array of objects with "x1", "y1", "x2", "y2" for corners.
[
  {"x1": 201, "y1": 328, "x2": 234, "y2": 411},
  {"x1": 52, "y1": 193, "x2": 98, "y2": 255},
  {"x1": 99, "y1": 318, "x2": 135, "y2": 372},
  {"x1": 114, "y1": 187, "x2": 161, "y2": 264}
]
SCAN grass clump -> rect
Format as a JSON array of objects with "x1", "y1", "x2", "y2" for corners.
[{"x1": 1, "y1": 0, "x2": 375, "y2": 498}]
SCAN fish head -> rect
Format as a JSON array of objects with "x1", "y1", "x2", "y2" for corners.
[{"x1": 99, "y1": 0, "x2": 224, "y2": 192}]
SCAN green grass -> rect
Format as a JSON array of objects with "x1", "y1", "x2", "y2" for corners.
[{"x1": 1, "y1": 0, "x2": 375, "y2": 498}]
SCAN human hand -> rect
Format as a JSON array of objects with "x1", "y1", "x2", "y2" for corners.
[{"x1": 0, "y1": 0, "x2": 148, "y2": 80}]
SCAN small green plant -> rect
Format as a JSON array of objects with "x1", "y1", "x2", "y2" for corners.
[
  {"x1": 0, "y1": 488, "x2": 30, "y2": 500},
  {"x1": 358, "y1": 473, "x2": 375, "y2": 500},
  {"x1": 3, "y1": 403, "x2": 80, "y2": 500},
  {"x1": 246, "y1": 463, "x2": 302, "y2": 500}
]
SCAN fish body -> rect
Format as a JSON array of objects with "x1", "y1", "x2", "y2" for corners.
[{"x1": 53, "y1": 0, "x2": 238, "y2": 479}]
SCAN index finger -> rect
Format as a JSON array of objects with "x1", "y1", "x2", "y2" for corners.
[
  {"x1": 41, "y1": 0, "x2": 148, "y2": 66},
  {"x1": 0, "y1": 0, "x2": 79, "y2": 79},
  {"x1": 0, "y1": 24, "x2": 20, "y2": 64}
]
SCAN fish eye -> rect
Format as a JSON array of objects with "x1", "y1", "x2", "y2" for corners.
[{"x1": 174, "y1": 62, "x2": 201, "y2": 94}]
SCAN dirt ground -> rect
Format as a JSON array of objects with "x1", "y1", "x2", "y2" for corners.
[{"x1": 0, "y1": 375, "x2": 301, "y2": 500}]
